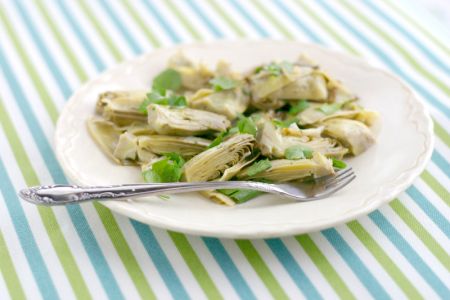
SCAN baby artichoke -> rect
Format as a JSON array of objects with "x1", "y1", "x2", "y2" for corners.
[
  {"x1": 137, "y1": 135, "x2": 211, "y2": 157},
  {"x1": 96, "y1": 91, "x2": 147, "y2": 125}
]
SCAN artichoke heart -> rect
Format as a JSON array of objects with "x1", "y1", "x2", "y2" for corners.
[
  {"x1": 323, "y1": 118, "x2": 375, "y2": 155},
  {"x1": 147, "y1": 104, "x2": 230, "y2": 136},
  {"x1": 96, "y1": 91, "x2": 147, "y2": 125},
  {"x1": 168, "y1": 53, "x2": 214, "y2": 91},
  {"x1": 257, "y1": 121, "x2": 348, "y2": 159},
  {"x1": 137, "y1": 135, "x2": 211, "y2": 157},
  {"x1": 183, "y1": 134, "x2": 255, "y2": 182},
  {"x1": 200, "y1": 191, "x2": 235, "y2": 206},
  {"x1": 237, "y1": 152, "x2": 334, "y2": 182}
]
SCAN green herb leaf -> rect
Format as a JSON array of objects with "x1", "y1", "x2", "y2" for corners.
[
  {"x1": 208, "y1": 131, "x2": 228, "y2": 148},
  {"x1": 246, "y1": 159, "x2": 271, "y2": 177},
  {"x1": 138, "y1": 92, "x2": 186, "y2": 114},
  {"x1": 284, "y1": 146, "x2": 313, "y2": 160},
  {"x1": 237, "y1": 116, "x2": 257, "y2": 136},
  {"x1": 209, "y1": 76, "x2": 238, "y2": 92},
  {"x1": 167, "y1": 95, "x2": 187, "y2": 106},
  {"x1": 317, "y1": 102, "x2": 343, "y2": 115},
  {"x1": 152, "y1": 69, "x2": 182, "y2": 94},
  {"x1": 272, "y1": 118, "x2": 298, "y2": 128},
  {"x1": 217, "y1": 189, "x2": 264, "y2": 204},
  {"x1": 288, "y1": 100, "x2": 310, "y2": 115},
  {"x1": 142, "y1": 153, "x2": 185, "y2": 183},
  {"x1": 332, "y1": 158, "x2": 347, "y2": 169}
]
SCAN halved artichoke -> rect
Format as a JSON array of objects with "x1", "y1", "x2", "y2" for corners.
[
  {"x1": 257, "y1": 121, "x2": 348, "y2": 159},
  {"x1": 323, "y1": 118, "x2": 375, "y2": 155},
  {"x1": 168, "y1": 53, "x2": 214, "y2": 91},
  {"x1": 200, "y1": 191, "x2": 235, "y2": 206},
  {"x1": 87, "y1": 118, "x2": 122, "y2": 164},
  {"x1": 183, "y1": 134, "x2": 255, "y2": 182},
  {"x1": 237, "y1": 152, "x2": 334, "y2": 182},
  {"x1": 96, "y1": 91, "x2": 147, "y2": 125},
  {"x1": 147, "y1": 104, "x2": 230, "y2": 136},
  {"x1": 137, "y1": 135, "x2": 211, "y2": 157}
]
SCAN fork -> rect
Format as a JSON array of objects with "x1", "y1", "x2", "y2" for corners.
[{"x1": 18, "y1": 168, "x2": 355, "y2": 206}]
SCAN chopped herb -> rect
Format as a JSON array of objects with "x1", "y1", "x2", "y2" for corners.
[
  {"x1": 142, "y1": 153, "x2": 185, "y2": 183},
  {"x1": 272, "y1": 118, "x2": 298, "y2": 128},
  {"x1": 332, "y1": 158, "x2": 347, "y2": 169},
  {"x1": 209, "y1": 76, "x2": 238, "y2": 92},
  {"x1": 152, "y1": 68, "x2": 182, "y2": 94},
  {"x1": 254, "y1": 66, "x2": 263, "y2": 73},
  {"x1": 208, "y1": 131, "x2": 228, "y2": 148},
  {"x1": 256, "y1": 61, "x2": 293, "y2": 76},
  {"x1": 217, "y1": 189, "x2": 264, "y2": 204},
  {"x1": 247, "y1": 159, "x2": 272, "y2": 176},
  {"x1": 285, "y1": 146, "x2": 313, "y2": 160},
  {"x1": 288, "y1": 100, "x2": 310, "y2": 115},
  {"x1": 138, "y1": 91, "x2": 186, "y2": 114},
  {"x1": 237, "y1": 116, "x2": 257, "y2": 136},
  {"x1": 317, "y1": 102, "x2": 343, "y2": 115},
  {"x1": 158, "y1": 194, "x2": 170, "y2": 200}
]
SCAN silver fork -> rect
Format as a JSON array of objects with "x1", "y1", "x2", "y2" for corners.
[{"x1": 18, "y1": 168, "x2": 355, "y2": 206}]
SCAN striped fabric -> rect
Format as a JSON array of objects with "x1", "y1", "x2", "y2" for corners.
[{"x1": 0, "y1": 0, "x2": 449, "y2": 299}]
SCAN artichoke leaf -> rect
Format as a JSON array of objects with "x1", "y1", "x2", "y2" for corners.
[
  {"x1": 168, "y1": 53, "x2": 214, "y2": 91},
  {"x1": 87, "y1": 118, "x2": 122, "y2": 164},
  {"x1": 147, "y1": 104, "x2": 230, "y2": 136},
  {"x1": 96, "y1": 91, "x2": 148, "y2": 125},
  {"x1": 138, "y1": 135, "x2": 211, "y2": 157},
  {"x1": 200, "y1": 191, "x2": 235, "y2": 206},
  {"x1": 113, "y1": 132, "x2": 138, "y2": 164}
]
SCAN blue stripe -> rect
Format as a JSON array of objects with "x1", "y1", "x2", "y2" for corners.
[
  {"x1": 432, "y1": 151, "x2": 450, "y2": 178},
  {"x1": 228, "y1": 0, "x2": 269, "y2": 36},
  {"x1": 321, "y1": 229, "x2": 391, "y2": 299},
  {"x1": 406, "y1": 186, "x2": 450, "y2": 239},
  {"x1": 266, "y1": 239, "x2": 322, "y2": 299},
  {"x1": 141, "y1": 0, "x2": 182, "y2": 43},
  {"x1": 314, "y1": 0, "x2": 450, "y2": 118},
  {"x1": 369, "y1": 211, "x2": 450, "y2": 297},
  {"x1": 55, "y1": 0, "x2": 105, "y2": 71},
  {"x1": 362, "y1": 0, "x2": 450, "y2": 75},
  {"x1": 131, "y1": 222, "x2": 189, "y2": 300},
  {"x1": 0, "y1": 43, "x2": 125, "y2": 300},
  {"x1": 97, "y1": 0, "x2": 142, "y2": 54},
  {"x1": 0, "y1": 158, "x2": 59, "y2": 299},
  {"x1": 12, "y1": 1, "x2": 72, "y2": 98},
  {"x1": 186, "y1": 0, "x2": 224, "y2": 37},
  {"x1": 203, "y1": 238, "x2": 256, "y2": 300},
  {"x1": 50, "y1": 3, "x2": 191, "y2": 296}
]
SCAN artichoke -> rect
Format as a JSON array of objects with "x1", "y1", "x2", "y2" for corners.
[
  {"x1": 168, "y1": 53, "x2": 214, "y2": 91},
  {"x1": 96, "y1": 91, "x2": 147, "y2": 125},
  {"x1": 147, "y1": 104, "x2": 230, "y2": 136},
  {"x1": 183, "y1": 134, "x2": 255, "y2": 182},
  {"x1": 138, "y1": 135, "x2": 211, "y2": 157},
  {"x1": 323, "y1": 118, "x2": 375, "y2": 155},
  {"x1": 237, "y1": 152, "x2": 334, "y2": 182},
  {"x1": 200, "y1": 191, "x2": 235, "y2": 206}
]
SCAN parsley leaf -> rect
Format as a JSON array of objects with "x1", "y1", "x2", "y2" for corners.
[
  {"x1": 285, "y1": 146, "x2": 313, "y2": 160},
  {"x1": 217, "y1": 189, "x2": 264, "y2": 204},
  {"x1": 237, "y1": 116, "x2": 257, "y2": 136},
  {"x1": 332, "y1": 158, "x2": 347, "y2": 169},
  {"x1": 272, "y1": 118, "x2": 298, "y2": 128},
  {"x1": 208, "y1": 131, "x2": 228, "y2": 148},
  {"x1": 246, "y1": 159, "x2": 272, "y2": 177},
  {"x1": 138, "y1": 92, "x2": 186, "y2": 114},
  {"x1": 142, "y1": 153, "x2": 185, "y2": 183},
  {"x1": 288, "y1": 100, "x2": 310, "y2": 115},
  {"x1": 209, "y1": 76, "x2": 238, "y2": 92},
  {"x1": 152, "y1": 69, "x2": 182, "y2": 94},
  {"x1": 317, "y1": 102, "x2": 344, "y2": 115},
  {"x1": 255, "y1": 61, "x2": 294, "y2": 76}
]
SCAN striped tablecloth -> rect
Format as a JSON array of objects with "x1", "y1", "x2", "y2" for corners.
[{"x1": 0, "y1": 0, "x2": 449, "y2": 299}]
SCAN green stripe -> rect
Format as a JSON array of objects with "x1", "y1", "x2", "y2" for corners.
[
  {"x1": 0, "y1": 231, "x2": 26, "y2": 300},
  {"x1": 296, "y1": 235, "x2": 355, "y2": 299},
  {"x1": 249, "y1": 0, "x2": 294, "y2": 39},
  {"x1": 168, "y1": 232, "x2": 222, "y2": 299},
  {"x1": 0, "y1": 7, "x2": 59, "y2": 123},
  {"x1": 433, "y1": 120, "x2": 450, "y2": 148},
  {"x1": 346, "y1": 221, "x2": 423, "y2": 299},
  {"x1": 120, "y1": 0, "x2": 161, "y2": 47},
  {"x1": 0, "y1": 98, "x2": 92, "y2": 300},
  {"x1": 206, "y1": 0, "x2": 245, "y2": 37},
  {"x1": 76, "y1": 0, "x2": 123, "y2": 61},
  {"x1": 94, "y1": 204, "x2": 156, "y2": 299},
  {"x1": 294, "y1": 0, "x2": 359, "y2": 55},
  {"x1": 339, "y1": 0, "x2": 450, "y2": 97},
  {"x1": 390, "y1": 200, "x2": 450, "y2": 272},
  {"x1": 382, "y1": 0, "x2": 450, "y2": 56},
  {"x1": 34, "y1": 0, "x2": 88, "y2": 82},
  {"x1": 163, "y1": 0, "x2": 201, "y2": 40},
  {"x1": 420, "y1": 171, "x2": 450, "y2": 207},
  {"x1": 236, "y1": 240, "x2": 288, "y2": 299}
]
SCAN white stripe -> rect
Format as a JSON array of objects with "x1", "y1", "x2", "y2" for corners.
[
  {"x1": 251, "y1": 240, "x2": 305, "y2": 299},
  {"x1": 214, "y1": 0, "x2": 261, "y2": 38},
  {"x1": 151, "y1": 228, "x2": 206, "y2": 299},
  {"x1": 220, "y1": 239, "x2": 270, "y2": 299},
  {"x1": 238, "y1": 0, "x2": 284, "y2": 39},
  {"x1": 427, "y1": 162, "x2": 450, "y2": 192},
  {"x1": 175, "y1": 0, "x2": 216, "y2": 40},
  {"x1": 200, "y1": 0, "x2": 238, "y2": 38},
  {"x1": 280, "y1": 237, "x2": 339, "y2": 299},
  {"x1": 187, "y1": 236, "x2": 239, "y2": 299},
  {"x1": 310, "y1": 232, "x2": 372, "y2": 298},
  {"x1": 112, "y1": 215, "x2": 173, "y2": 299},
  {"x1": 335, "y1": 225, "x2": 406, "y2": 299}
]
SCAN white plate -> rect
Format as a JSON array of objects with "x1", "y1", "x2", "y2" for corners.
[{"x1": 55, "y1": 40, "x2": 433, "y2": 238}]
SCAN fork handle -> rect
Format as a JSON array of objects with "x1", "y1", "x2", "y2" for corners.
[{"x1": 18, "y1": 181, "x2": 276, "y2": 206}]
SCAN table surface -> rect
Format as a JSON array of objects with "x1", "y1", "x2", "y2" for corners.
[{"x1": 0, "y1": 0, "x2": 449, "y2": 299}]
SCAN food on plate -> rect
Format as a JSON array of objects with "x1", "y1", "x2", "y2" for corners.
[{"x1": 88, "y1": 54, "x2": 379, "y2": 205}]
